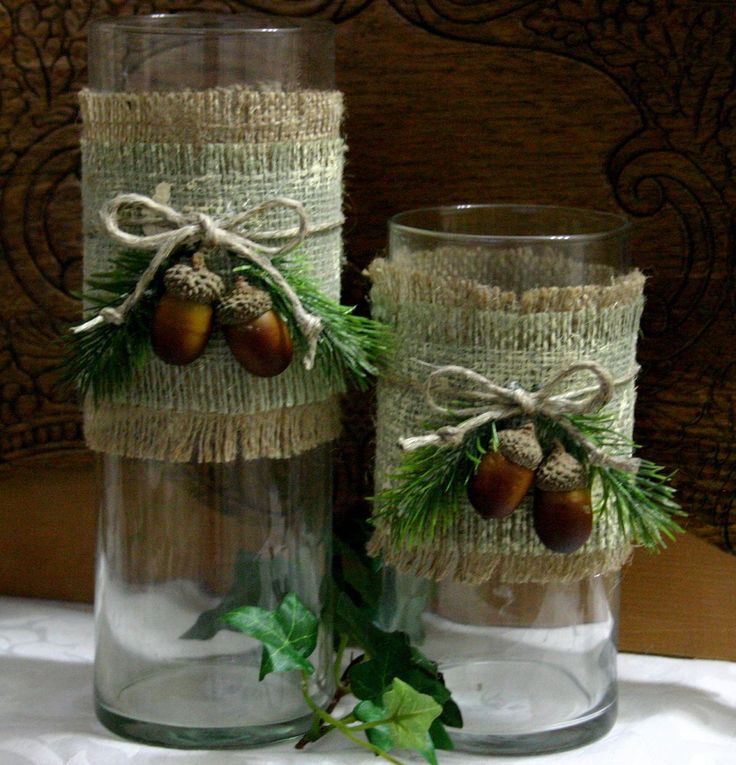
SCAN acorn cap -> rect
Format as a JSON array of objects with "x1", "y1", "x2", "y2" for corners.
[
  {"x1": 164, "y1": 253, "x2": 224, "y2": 304},
  {"x1": 498, "y1": 423, "x2": 543, "y2": 470},
  {"x1": 535, "y1": 442, "x2": 588, "y2": 491},
  {"x1": 218, "y1": 278, "x2": 273, "y2": 325}
]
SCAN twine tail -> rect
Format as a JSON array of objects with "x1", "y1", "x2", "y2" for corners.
[
  {"x1": 72, "y1": 314, "x2": 105, "y2": 334},
  {"x1": 554, "y1": 415, "x2": 640, "y2": 473},
  {"x1": 300, "y1": 315, "x2": 323, "y2": 370}
]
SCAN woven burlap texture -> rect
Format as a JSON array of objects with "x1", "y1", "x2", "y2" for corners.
[
  {"x1": 80, "y1": 87, "x2": 345, "y2": 462},
  {"x1": 368, "y1": 247, "x2": 645, "y2": 584}
]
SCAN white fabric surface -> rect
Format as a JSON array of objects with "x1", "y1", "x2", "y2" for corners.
[{"x1": 0, "y1": 596, "x2": 734, "y2": 764}]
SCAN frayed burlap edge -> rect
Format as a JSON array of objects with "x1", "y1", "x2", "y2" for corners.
[
  {"x1": 367, "y1": 526, "x2": 632, "y2": 585},
  {"x1": 368, "y1": 255, "x2": 646, "y2": 314},
  {"x1": 79, "y1": 87, "x2": 343, "y2": 145},
  {"x1": 84, "y1": 398, "x2": 342, "y2": 463}
]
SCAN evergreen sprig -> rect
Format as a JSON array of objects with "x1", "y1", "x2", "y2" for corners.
[
  {"x1": 554, "y1": 412, "x2": 685, "y2": 549},
  {"x1": 60, "y1": 249, "x2": 164, "y2": 403},
  {"x1": 374, "y1": 412, "x2": 684, "y2": 550},
  {"x1": 373, "y1": 423, "x2": 497, "y2": 549},
  {"x1": 63, "y1": 247, "x2": 392, "y2": 400}
]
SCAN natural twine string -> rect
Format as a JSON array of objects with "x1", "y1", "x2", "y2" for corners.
[
  {"x1": 73, "y1": 193, "x2": 343, "y2": 369},
  {"x1": 399, "y1": 360, "x2": 640, "y2": 473}
]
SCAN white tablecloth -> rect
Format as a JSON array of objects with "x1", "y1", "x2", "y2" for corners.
[{"x1": 0, "y1": 596, "x2": 734, "y2": 764}]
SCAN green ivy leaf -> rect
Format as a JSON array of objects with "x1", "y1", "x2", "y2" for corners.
[
  {"x1": 222, "y1": 592, "x2": 318, "y2": 680},
  {"x1": 428, "y1": 718, "x2": 454, "y2": 751},
  {"x1": 333, "y1": 532, "x2": 383, "y2": 610},
  {"x1": 409, "y1": 646, "x2": 440, "y2": 676},
  {"x1": 333, "y1": 591, "x2": 388, "y2": 656},
  {"x1": 362, "y1": 722, "x2": 394, "y2": 752},
  {"x1": 401, "y1": 666, "x2": 463, "y2": 730},
  {"x1": 348, "y1": 632, "x2": 412, "y2": 700},
  {"x1": 400, "y1": 668, "x2": 449, "y2": 703},
  {"x1": 418, "y1": 735, "x2": 440, "y2": 765},
  {"x1": 354, "y1": 678, "x2": 443, "y2": 754},
  {"x1": 439, "y1": 698, "x2": 463, "y2": 728},
  {"x1": 337, "y1": 590, "x2": 463, "y2": 734}
]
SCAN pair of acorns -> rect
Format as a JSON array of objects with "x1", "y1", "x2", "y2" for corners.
[
  {"x1": 150, "y1": 254, "x2": 293, "y2": 377},
  {"x1": 467, "y1": 423, "x2": 593, "y2": 554}
]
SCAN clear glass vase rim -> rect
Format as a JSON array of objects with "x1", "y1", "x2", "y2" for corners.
[
  {"x1": 389, "y1": 204, "x2": 632, "y2": 243},
  {"x1": 89, "y1": 12, "x2": 335, "y2": 37}
]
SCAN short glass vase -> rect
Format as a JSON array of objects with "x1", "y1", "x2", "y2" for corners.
[{"x1": 378, "y1": 204, "x2": 633, "y2": 755}]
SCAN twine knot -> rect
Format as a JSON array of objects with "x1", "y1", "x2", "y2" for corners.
[
  {"x1": 195, "y1": 212, "x2": 220, "y2": 249},
  {"x1": 98, "y1": 306, "x2": 124, "y2": 326},
  {"x1": 509, "y1": 386, "x2": 537, "y2": 416},
  {"x1": 73, "y1": 192, "x2": 326, "y2": 369},
  {"x1": 435, "y1": 424, "x2": 464, "y2": 446},
  {"x1": 398, "y1": 360, "x2": 640, "y2": 473}
]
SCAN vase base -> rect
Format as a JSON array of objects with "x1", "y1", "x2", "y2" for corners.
[
  {"x1": 449, "y1": 699, "x2": 616, "y2": 755},
  {"x1": 441, "y1": 659, "x2": 617, "y2": 755},
  {"x1": 95, "y1": 698, "x2": 314, "y2": 749}
]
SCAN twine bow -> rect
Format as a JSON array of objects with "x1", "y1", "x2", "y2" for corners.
[
  {"x1": 73, "y1": 193, "x2": 326, "y2": 369},
  {"x1": 399, "y1": 360, "x2": 640, "y2": 473}
]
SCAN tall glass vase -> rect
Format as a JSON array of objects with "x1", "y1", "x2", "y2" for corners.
[
  {"x1": 371, "y1": 205, "x2": 638, "y2": 754},
  {"x1": 84, "y1": 14, "x2": 341, "y2": 748}
]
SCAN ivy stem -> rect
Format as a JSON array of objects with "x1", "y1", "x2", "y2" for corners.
[
  {"x1": 334, "y1": 633, "x2": 349, "y2": 690},
  {"x1": 299, "y1": 673, "x2": 404, "y2": 765},
  {"x1": 296, "y1": 639, "x2": 355, "y2": 749}
]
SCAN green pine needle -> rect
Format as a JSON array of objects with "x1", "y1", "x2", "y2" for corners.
[
  {"x1": 551, "y1": 412, "x2": 685, "y2": 549},
  {"x1": 592, "y1": 461, "x2": 683, "y2": 549}
]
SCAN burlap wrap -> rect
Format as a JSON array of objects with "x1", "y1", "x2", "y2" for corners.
[
  {"x1": 80, "y1": 87, "x2": 345, "y2": 462},
  {"x1": 368, "y1": 247, "x2": 645, "y2": 584}
]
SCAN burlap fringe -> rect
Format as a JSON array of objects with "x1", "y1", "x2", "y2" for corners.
[
  {"x1": 369, "y1": 251, "x2": 646, "y2": 314},
  {"x1": 84, "y1": 398, "x2": 342, "y2": 463},
  {"x1": 368, "y1": 527, "x2": 632, "y2": 585},
  {"x1": 79, "y1": 87, "x2": 343, "y2": 145}
]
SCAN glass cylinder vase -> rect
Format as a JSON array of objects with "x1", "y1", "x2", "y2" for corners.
[
  {"x1": 371, "y1": 205, "x2": 639, "y2": 755},
  {"x1": 83, "y1": 13, "x2": 342, "y2": 748}
]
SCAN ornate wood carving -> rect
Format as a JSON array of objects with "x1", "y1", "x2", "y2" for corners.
[{"x1": 0, "y1": 1, "x2": 733, "y2": 579}]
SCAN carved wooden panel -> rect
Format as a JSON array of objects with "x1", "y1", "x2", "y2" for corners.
[{"x1": 1, "y1": 0, "x2": 734, "y2": 600}]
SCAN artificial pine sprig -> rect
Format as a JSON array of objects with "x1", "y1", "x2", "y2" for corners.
[
  {"x1": 549, "y1": 412, "x2": 685, "y2": 549},
  {"x1": 61, "y1": 249, "x2": 164, "y2": 403},
  {"x1": 63, "y1": 247, "x2": 392, "y2": 399},
  {"x1": 374, "y1": 412, "x2": 683, "y2": 550},
  {"x1": 373, "y1": 422, "x2": 498, "y2": 549}
]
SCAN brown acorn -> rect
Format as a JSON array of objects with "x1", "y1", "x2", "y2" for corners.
[
  {"x1": 533, "y1": 443, "x2": 593, "y2": 554},
  {"x1": 468, "y1": 423, "x2": 543, "y2": 519},
  {"x1": 151, "y1": 253, "x2": 224, "y2": 365},
  {"x1": 218, "y1": 278, "x2": 293, "y2": 377}
]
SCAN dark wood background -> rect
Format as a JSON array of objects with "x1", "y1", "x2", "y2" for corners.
[{"x1": 1, "y1": 0, "x2": 735, "y2": 603}]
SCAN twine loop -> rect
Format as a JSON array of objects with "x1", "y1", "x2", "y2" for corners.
[
  {"x1": 73, "y1": 193, "x2": 325, "y2": 369},
  {"x1": 399, "y1": 360, "x2": 640, "y2": 473}
]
